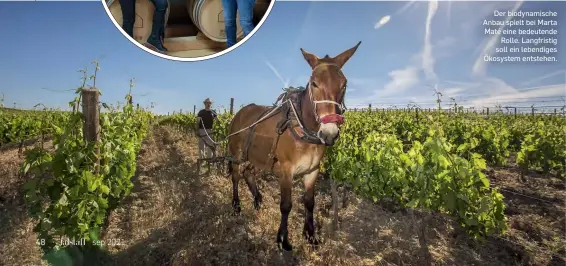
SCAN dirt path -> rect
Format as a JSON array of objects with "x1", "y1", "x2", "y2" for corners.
[
  {"x1": 99, "y1": 126, "x2": 566, "y2": 266},
  {"x1": 1, "y1": 126, "x2": 564, "y2": 265},
  {"x1": 0, "y1": 141, "x2": 52, "y2": 266}
]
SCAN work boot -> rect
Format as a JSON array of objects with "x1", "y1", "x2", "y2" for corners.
[{"x1": 145, "y1": 2, "x2": 168, "y2": 53}]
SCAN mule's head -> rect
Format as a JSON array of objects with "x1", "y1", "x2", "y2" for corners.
[{"x1": 300, "y1": 41, "x2": 361, "y2": 146}]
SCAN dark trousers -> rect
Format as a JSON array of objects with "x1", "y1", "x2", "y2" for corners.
[
  {"x1": 221, "y1": 0, "x2": 255, "y2": 47},
  {"x1": 119, "y1": 0, "x2": 168, "y2": 43}
]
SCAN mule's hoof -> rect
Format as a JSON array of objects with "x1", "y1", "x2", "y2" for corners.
[
  {"x1": 276, "y1": 234, "x2": 293, "y2": 251},
  {"x1": 276, "y1": 239, "x2": 293, "y2": 251},
  {"x1": 233, "y1": 203, "x2": 241, "y2": 215},
  {"x1": 303, "y1": 231, "x2": 320, "y2": 246},
  {"x1": 307, "y1": 236, "x2": 320, "y2": 247}
]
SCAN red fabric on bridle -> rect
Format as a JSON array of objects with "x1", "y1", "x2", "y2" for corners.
[{"x1": 320, "y1": 114, "x2": 345, "y2": 125}]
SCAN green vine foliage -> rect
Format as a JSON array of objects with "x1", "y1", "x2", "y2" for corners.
[
  {"x1": 21, "y1": 90, "x2": 152, "y2": 253},
  {"x1": 0, "y1": 109, "x2": 69, "y2": 145},
  {"x1": 517, "y1": 119, "x2": 566, "y2": 178},
  {"x1": 323, "y1": 111, "x2": 513, "y2": 239},
  {"x1": 158, "y1": 111, "x2": 234, "y2": 147},
  {"x1": 104, "y1": 103, "x2": 564, "y2": 241},
  {"x1": 154, "y1": 107, "x2": 562, "y2": 240}
]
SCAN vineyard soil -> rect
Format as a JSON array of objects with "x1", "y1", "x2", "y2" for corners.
[{"x1": 0, "y1": 126, "x2": 564, "y2": 266}]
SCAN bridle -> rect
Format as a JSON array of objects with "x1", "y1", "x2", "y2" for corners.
[{"x1": 307, "y1": 63, "x2": 347, "y2": 127}]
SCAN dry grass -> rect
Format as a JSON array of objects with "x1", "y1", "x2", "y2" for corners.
[
  {"x1": 0, "y1": 141, "x2": 52, "y2": 266},
  {"x1": 0, "y1": 126, "x2": 564, "y2": 266}
]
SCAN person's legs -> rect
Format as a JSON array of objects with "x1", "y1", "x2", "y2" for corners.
[
  {"x1": 198, "y1": 129, "x2": 206, "y2": 159},
  {"x1": 221, "y1": 0, "x2": 238, "y2": 48},
  {"x1": 119, "y1": 0, "x2": 136, "y2": 37},
  {"x1": 203, "y1": 129, "x2": 215, "y2": 158},
  {"x1": 236, "y1": 0, "x2": 255, "y2": 37},
  {"x1": 147, "y1": 0, "x2": 168, "y2": 52}
]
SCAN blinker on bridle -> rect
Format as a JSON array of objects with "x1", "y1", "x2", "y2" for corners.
[{"x1": 307, "y1": 63, "x2": 347, "y2": 126}]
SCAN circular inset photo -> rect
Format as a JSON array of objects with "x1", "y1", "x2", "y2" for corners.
[{"x1": 102, "y1": 0, "x2": 274, "y2": 61}]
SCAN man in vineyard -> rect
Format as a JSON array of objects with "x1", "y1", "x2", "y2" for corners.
[{"x1": 196, "y1": 98, "x2": 217, "y2": 161}]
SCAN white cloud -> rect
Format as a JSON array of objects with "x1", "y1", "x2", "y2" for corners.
[
  {"x1": 444, "y1": 80, "x2": 481, "y2": 87},
  {"x1": 468, "y1": 83, "x2": 566, "y2": 107},
  {"x1": 472, "y1": 1, "x2": 524, "y2": 77},
  {"x1": 264, "y1": 59, "x2": 290, "y2": 88},
  {"x1": 395, "y1": 0, "x2": 417, "y2": 16},
  {"x1": 374, "y1": 15, "x2": 391, "y2": 29},
  {"x1": 422, "y1": 0, "x2": 439, "y2": 82},
  {"x1": 383, "y1": 66, "x2": 420, "y2": 95},
  {"x1": 348, "y1": 0, "x2": 561, "y2": 109},
  {"x1": 520, "y1": 69, "x2": 566, "y2": 86},
  {"x1": 347, "y1": 67, "x2": 420, "y2": 105},
  {"x1": 443, "y1": 87, "x2": 465, "y2": 97}
]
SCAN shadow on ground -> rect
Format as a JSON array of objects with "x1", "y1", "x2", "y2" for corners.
[{"x1": 3, "y1": 126, "x2": 564, "y2": 266}]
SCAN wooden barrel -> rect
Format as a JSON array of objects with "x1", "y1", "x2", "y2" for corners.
[
  {"x1": 253, "y1": 0, "x2": 270, "y2": 26},
  {"x1": 107, "y1": 0, "x2": 171, "y2": 43},
  {"x1": 186, "y1": 0, "x2": 243, "y2": 43}
]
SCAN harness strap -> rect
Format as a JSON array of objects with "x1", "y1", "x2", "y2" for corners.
[
  {"x1": 284, "y1": 121, "x2": 322, "y2": 144},
  {"x1": 267, "y1": 132, "x2": 281, "y2": 172},
  {"x1": 241, "y1": 108, "x2": 275, "y2": 162}
]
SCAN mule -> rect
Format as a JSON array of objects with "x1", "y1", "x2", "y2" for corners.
[{"x1": 226, "y1": 41, "x2": 361, "y2": 251}]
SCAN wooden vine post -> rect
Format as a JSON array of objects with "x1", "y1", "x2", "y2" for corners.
[
  {"x1": 230, "y1": 98, "x2": 234, "y2": 115},
  {"x1": 331, "y1": 178, "x2": 339, "y2": 233},
  {"x1": 82, "y1": 87, "x2": 101, "y2": 174}
]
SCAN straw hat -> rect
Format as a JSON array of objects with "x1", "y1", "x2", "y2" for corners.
[{"x1": 203, "y1": 98, "x2": 212, "y2": 104}]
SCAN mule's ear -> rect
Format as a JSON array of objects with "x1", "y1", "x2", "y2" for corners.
[
  {"x1": 333, "y1": 41, "x2": 362, "y2": 68},
  {"x1": 300, "y1": 48, "x2": 319, "y2": 69}
]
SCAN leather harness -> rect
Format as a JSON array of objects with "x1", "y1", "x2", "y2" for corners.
[{"x1": 238, "y1": 85, "x2": 345, "y2": 173}]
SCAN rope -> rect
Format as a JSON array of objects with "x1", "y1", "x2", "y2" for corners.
[
  {"x1": 196, "y1": 101, "x2": 290, "y2": 148},
  {"x1": 197, "y1": 109, "x2": 224, "y2": 146},
  {"x1": 196, "y1": 97, "x2": 325, "y2": 156},
  {"x1": 199, "y1": 119, "x2": 219, "y2": 146},
  {"x1": 225, "y1": 101, "x2": 287, "y2": 138}
]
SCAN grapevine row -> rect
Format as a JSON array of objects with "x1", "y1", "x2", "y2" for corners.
[
  {"x1": 21, "y1": 64, "x2": 154, "y2": 253},
  {"x1": 0, "y1": 109, "x2": 70, "y2": 146},
  {"x1": 161, "y1": 106, "x2": 564, "y2": 239}
]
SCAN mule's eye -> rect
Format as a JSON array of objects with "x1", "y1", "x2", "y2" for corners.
[{"x1": 311, "y1": 82, "x2": 318, "y2": 88}]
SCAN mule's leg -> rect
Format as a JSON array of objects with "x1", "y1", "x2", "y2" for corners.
[
  {"x1": 303, "y1": 169, "x2": 319, "y2": 246},
  {"x1": 276, "y1": 172, "x2": 293, "y2": 251},
  {"x1": 232, "y1": 164, "x2": 242, "y2": 215},
  {"x1": 243, "y1": 173, "x2": 263, "y2": 210}
]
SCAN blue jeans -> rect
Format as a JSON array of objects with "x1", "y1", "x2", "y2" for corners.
[
  {"x1": 120, "y1": 0, "x2": 168, "y2": 43},
  {"x1": 221, "y1": 0, "x2": 256, "y2": 48}
]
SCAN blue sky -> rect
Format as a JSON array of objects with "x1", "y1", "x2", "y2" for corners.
[{"x1": 0, "y1": 1, "x2": 564, "y2": 114}]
